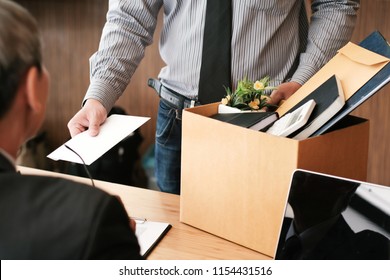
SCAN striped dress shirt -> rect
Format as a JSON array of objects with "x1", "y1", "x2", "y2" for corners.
[{"x1": 85, "y1": 0, "x2": 359, "y2": 111}]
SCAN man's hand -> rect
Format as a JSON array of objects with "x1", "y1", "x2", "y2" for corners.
[
  {"x1": 67, "y1": 99, "x2": 107, "y2": 137},
  {"x1": 269, "y1": 81, "x2": 301, "y2": 106}
]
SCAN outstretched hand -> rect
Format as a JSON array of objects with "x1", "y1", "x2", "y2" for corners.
[{"x1": 67, "y1": 99, "x2": 107, "y2": 137}]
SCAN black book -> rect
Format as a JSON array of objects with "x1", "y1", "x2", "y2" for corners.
[
  {"x1": 312, "y1": 31, "x2": 390, "y2": 137},
  {"x1": 211, "y1": 111, "x2": 278, "y2": 131},
  {"x1": 287, "y1": 75, "x2": 345, "y2": 140}
]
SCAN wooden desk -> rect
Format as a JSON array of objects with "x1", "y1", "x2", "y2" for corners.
[{"x1": 17, "y1": 166, "x2": 270, "y2": 260}]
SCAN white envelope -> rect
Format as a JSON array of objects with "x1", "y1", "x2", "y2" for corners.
[{"x1": 47, "y1": 114, "x2": 150, "y2": 165}]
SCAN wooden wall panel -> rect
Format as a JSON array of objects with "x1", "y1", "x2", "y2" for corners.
[
  {"x1": 305, "y1": 1, "x2": 390, "y2": 186},
  {"x1": 349, "y1": 0, "x2": 390, "y2": 185},
  {"x1": 14, "y1": 0, "x2": 390, "y2": 186}
]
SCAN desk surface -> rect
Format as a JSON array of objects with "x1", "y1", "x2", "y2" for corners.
[{"x1": 17, "y1": 166, "x2": 270, "y2": 260}]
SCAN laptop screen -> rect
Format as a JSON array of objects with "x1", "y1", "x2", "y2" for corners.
[{"x1": 274, "y1": 169, "x2": 390, "y2": 260}]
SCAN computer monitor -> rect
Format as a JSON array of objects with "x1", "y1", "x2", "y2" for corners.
[{"x1": 274, "y1": 169, "x2": 390, "y2": 260}]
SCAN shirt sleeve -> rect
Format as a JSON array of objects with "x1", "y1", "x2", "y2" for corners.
[
  {"x1": 84, "y1": 0, "x2": 163, "y2": 111},
  {"x1": 291, "y1": 0, "x2": 360, "y2": 85}
]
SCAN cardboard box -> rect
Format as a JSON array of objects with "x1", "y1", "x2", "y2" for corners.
[{"x1": 180, "y1": 103, "x2": 369, "y2": 258}]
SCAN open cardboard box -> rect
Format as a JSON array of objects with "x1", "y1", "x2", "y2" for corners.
[{"x1": 180, "y1": 102, "x2": 369, "y2": 258}]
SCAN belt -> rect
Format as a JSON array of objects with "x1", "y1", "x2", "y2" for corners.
[{"x1": 148, "y1": 78, "x2": 199, "y2": 110}]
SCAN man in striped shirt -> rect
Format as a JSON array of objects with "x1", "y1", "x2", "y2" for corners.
[{"x1": 68, "y1": 0, "x2": 360, "y2": 194}]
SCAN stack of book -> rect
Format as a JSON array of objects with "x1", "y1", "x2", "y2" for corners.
[{"x1": 277, "y1": 31, "x2": 390, "y2": 139}]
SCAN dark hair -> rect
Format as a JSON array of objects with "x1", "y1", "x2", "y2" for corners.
[{"x1": 0, "y1": 0, "x2": 42, "y2": 118}]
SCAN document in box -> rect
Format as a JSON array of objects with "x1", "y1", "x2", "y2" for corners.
[
  {"x1": 277, "y1": 42, "x2": 389, "y2": 117},
  {"x1": 47, "y1": 114, "x2": 150, "y2": 165}
]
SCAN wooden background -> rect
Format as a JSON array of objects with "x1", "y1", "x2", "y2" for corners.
[{"x1": 15, "y1": 0, "x2": 390, "y2": 186}]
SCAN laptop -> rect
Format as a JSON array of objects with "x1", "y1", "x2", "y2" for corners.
[{"x1": 273, "y1": 169, "x2": 390, "y2": 260}]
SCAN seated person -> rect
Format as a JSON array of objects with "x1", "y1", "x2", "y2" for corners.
[{"x1": 0, "y1": 0, "x2": 142, "y2": 260}]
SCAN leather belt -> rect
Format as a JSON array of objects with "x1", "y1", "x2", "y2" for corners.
[{"x1": 148, "y1": 78, "x2": 199, "y2": 110}]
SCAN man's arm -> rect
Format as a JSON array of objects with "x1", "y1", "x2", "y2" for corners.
[
  {"x1": 85, "y1": 0, "x2": 163, "y2": 112},
  {"x1": 271, "y1": 0, "x2": 360, "y2": 105},
  {"x1": 68, "y1": 0, "x2": 163, "y2": 137},
  {"x1": 292, "y1": 0, "x2": 360, "y2": 85}
]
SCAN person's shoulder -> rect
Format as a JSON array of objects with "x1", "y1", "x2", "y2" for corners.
[
  {"x1": 23, "y1": 173, "x2": 105, "y2": 194},
  {"x1": 36, "y1": 174, "x2": 115, "y2": 205},
  {"x1": 1, "y1": 172, "x2": 113, "y2": 208},
  {"x1": 0, "y1": 172, "x2": 141, "y2": 260}
]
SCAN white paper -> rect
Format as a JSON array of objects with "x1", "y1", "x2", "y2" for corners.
[
  {"x1": 47, "y1": 114, "x2": 150, "y2": 165},
  {"x1": 218, "y1": 104, "x2": 242, "y2": 113},
  {"x1": 135, "y1": 220, "x2": 171, "y2": 257}
]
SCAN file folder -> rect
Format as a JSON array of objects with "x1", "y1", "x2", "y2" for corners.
[{"x1": 312, "y1": 31, "x2": 390, "y2": 136}]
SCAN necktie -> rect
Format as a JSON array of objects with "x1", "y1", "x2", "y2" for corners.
[{"x1": 198, "y1": 0, "x2": 232, "y2": 104}]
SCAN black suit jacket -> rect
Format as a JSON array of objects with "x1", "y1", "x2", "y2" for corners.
[
  {"x1": 0, "y1": 154, "x2": 142, "y2": 259},
  {"x1": 276, "y1": 216, "x2": 390, "y2": 260}
]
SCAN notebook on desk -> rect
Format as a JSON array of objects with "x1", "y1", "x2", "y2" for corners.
[
  {"x1": 135, "y1": 219, "x2": 171, "y2": 258},
  {"x1": 273, "y1": 169, "x2": 390, "y2": 260}
]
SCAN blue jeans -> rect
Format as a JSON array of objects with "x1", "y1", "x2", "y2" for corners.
[{"x1": 155, "y1": 100, "x2": 182, "y2": 194}]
